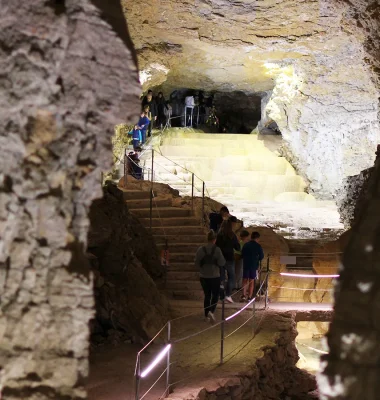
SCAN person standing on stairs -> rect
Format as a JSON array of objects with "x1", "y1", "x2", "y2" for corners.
[
  {"x1": 142, "y1": 92, "x2": 157, "y2": 137},
  {"x1": 234, "y1": 230, "x2": 250, "y2": 292},
  {"x1": 216, "y1": 219, "x2": 240, "y2": 303},
  {"x1": 195, "y1": 230, "x2": 226, "y2": 324},
  {"x1": 156, "y1": 92, "x2": 168, "y2": 129},
  {"x1": 241, "y1": 232, "x2": 264, "y2": 302},
  {"x1": 138, "y1": 106, "x2": 151, "y2": 144},
  {"x1": 209, "y1": 206, "x2": 230, "y2": 233}
]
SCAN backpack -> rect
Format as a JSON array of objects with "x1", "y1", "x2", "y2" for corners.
[{"x1": 199, "y1": 246, "x2": 219, "y2": 278}]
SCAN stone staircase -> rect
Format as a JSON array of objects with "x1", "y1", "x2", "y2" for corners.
[
  {"x1": 139, "y1": 129, "x2": 343, "y2": 237},
  {"x1": 123, "y1": 187, "x2": 206, "y2": 300}
]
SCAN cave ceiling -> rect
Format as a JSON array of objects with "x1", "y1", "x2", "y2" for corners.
[{"x1": 123, "y1": 0, "x2": 349, "y2": 94}]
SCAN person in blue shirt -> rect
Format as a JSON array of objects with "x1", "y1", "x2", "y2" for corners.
[
  {"x1": 241, "y1": 231, "x2": 264, "y2": 302},
  {"x1": 137, "y1": 106, "x2": 151, "y2": 144},
  {"x1": 131, "y1": 125, "x2": 142, "y2": 150}
]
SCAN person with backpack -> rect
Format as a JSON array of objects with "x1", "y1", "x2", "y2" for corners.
[
  {"x1": 195, "y1": 231, "x2": 225, "y2": 324},
  {"x1": 241, "y1": 232, "x2": 264, "y2": 302},
  {"x1": 216, "y1": 219, "x2": 240, "y2": 303}
]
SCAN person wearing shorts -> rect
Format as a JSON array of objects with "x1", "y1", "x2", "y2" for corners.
[{"x1": 241, "y1": 232, "x2": 264, "y2": 302}]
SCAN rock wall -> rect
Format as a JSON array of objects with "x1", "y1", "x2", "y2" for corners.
[
  {"x1": 0, "y1": 1, "x2": 140, "y2": 399},
  {"x1": 265, "y1": 30, "x2": 380, "y2": 198},
  {"x1": 88, "y1": 184, "x2": 169, "y2": 343},
  {"x1": 336, "y1": 148, "x2": 379, "y2": 228},
  {"x1": 318, "y1": 3, "x2": 380, "y2": 396}
]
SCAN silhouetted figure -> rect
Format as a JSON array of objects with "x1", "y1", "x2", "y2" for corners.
[
  {"x1": 156, "y1": 92, "x2": 168, "y2": 129},
  {"x1": 216, "y1": 219, "x2": 240, "y2": 303}
]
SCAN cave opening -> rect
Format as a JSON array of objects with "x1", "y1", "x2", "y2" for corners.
[{"x1": 160, "y1": 88, "x2": 262, "y2": 133}]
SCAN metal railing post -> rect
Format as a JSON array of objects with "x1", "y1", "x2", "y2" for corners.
[
  {"x1": 265, "y1": 255, "x2": 270, "y2": 309},
  {"x1": 135, "y1": 354, "x2": 141, "y2": 400},
  {"x1": 191, "y1": 173, "x2": 194, "y2": 213},
  {"x1": 265, "y1": 272, "x2": 269, "y2": 309},
  {"x1": 201, "y1": 182, "x2": 205, "y2": 226},
  {"x1": 149, "y1": 189, "x2": 153, "y2": 231},
  {"x1": 124, "y1": 151, "x2": 128, "y2": 188},
  {"x1": 220, "y1": 299, "x2": 225, "y2": 365},
  {"x1": 151, "y1": 149, "x2": 154, "y2": 183},
  {"x1": 166, "y1": 321, "x2": 171, "y2": 396},
  {"x1": 252, "y1": 298, "x2": 256, "y2": 335}
]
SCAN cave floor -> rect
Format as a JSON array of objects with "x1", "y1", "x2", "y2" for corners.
[{"x1": 87, "y1": 309, "x2": 296, "y2": 400}]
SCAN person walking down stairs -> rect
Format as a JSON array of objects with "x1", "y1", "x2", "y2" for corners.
[
  {"x1": 216, "y1": 219, "x2": 240, "y2": 303},
  {"x1": 195, "y1": 231, "x2": 226, "y2": 324}
]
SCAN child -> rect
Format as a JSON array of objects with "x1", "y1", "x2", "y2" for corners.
[
  {"x1": 241, "y1": 232, "x2": 264, "y2": 302},
  {"x1": 131, "y1": 125, "x2": 142, "y2": 150},
  {"x1": 234, "y1": 230, "x2": 250, "y2": 293}
]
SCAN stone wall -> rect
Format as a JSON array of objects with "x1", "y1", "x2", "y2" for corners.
[
  {"x1": 88, "y1": 183, "x2": 169, "y2": 344},
  {"x1": 0, "y1": 1, "x2": 140, "y2": 398},
  {"x1": 336, "y1": 148, "x2": 379, "y2": 229}
]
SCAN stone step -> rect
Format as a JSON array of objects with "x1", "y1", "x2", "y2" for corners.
[
  {"x1": 156, "y1": 242, "x2": 200, "y2": 253},
  {"x1": 126, "y1": 197, "x2": 173, "y2": 209},
  {"x1": 169, "y1": 253, "x2": 195, "y2": 262},
  {"x1": 122, "y1": 190, "x2": 152, "y2": 200},
  {"x1": 130, "y1": 207, "x2": 192, "y2": 218},
  {"x1": 140, "y1": 217, "x2": 200, "y2": 227},
  {"x1": 166, "y1": 280, "x2": 201, "y2": 291},
  {"x1": 154, "y1": 234, "x2": 206, "y2": 244},
  {"x1": 167, "y1": 271, "x2": 200, "y2": 281},
  {"x1": 151, "y1": 226, "x2": 205, "y2": 235},
  {"x1": 167, "y1": 262, "x2": 197, "y2": 271}
]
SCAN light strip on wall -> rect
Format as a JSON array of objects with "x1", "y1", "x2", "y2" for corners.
[
  {"x1": 226, "y1": 298, "x2": 255, "y2": 321},
  {"x1": 140, "y1": 344, "x2": 171, "y2": 378},
  {"x1": 280, "y1": 272, "x2": 339, "y2": 278}
]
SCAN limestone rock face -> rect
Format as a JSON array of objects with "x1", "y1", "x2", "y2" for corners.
[
  {"x1": 88, "y1": 184, "x2": 169, "y2": 341},
  {"x1": 0, "y1": 1, "x2": 140, "y2": 399},
  {"x1": 123, "y1": 0, "x2": 380, "y2": 199}
]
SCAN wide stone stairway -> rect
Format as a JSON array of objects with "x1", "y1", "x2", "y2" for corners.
[
  {"x1": 140, "y1": 129, "x2": 343, "y2": 237},
  {"x1": 124, "y1": 187, "x2": 206, "y2": 299}
]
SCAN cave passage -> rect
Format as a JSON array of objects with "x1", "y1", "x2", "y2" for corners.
[{"x1": 166, "y1": 88, "x2": 262, "y2": 133}]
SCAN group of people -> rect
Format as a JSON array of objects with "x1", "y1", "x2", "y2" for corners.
[
  {"x1": 195, "y1": 207, "x2": 264, "y2": 323},
  {"x1": 130, "y1": 90, "x2": 170, "y2": 150}
]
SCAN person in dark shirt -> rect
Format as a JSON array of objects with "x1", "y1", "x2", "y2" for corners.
[
  {"x1": 156, "y1": 92, "x2": 168, "y2": 129},
  {"x1": 141, "y1": 92, "x2": 157, "y2": 137},
  {"x1": 216, "y1": 219, "x2": 240, "y2": 303},
  {"x1": 209, "y1": 206, "x2": 230, "y2": 232},
  {"x1": 241, "y1": 231, "x2": 264, "y2": 301}
]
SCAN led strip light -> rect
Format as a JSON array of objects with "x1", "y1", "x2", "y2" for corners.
[
  {"x1": 280, "y1": 272, "x2": 339, "y2": 278},
  {"x1": 140, "y1": 344, "x2": 171, "y2": 378}
]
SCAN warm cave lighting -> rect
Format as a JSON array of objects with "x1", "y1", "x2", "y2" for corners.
[
  {"x1": 140, "y1": 344, "x2": 171, "y2": 378},
  {"x1": 280, "y1": 272, "x2": 339, "y2": 278},
  {"x1": 226, "y1": 298, "x2": 255, "y2": 321}
]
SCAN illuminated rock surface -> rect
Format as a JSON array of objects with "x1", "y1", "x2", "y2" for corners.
[{"x1": 141, "y1": 129, "x2": 344, "y2": 237}]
